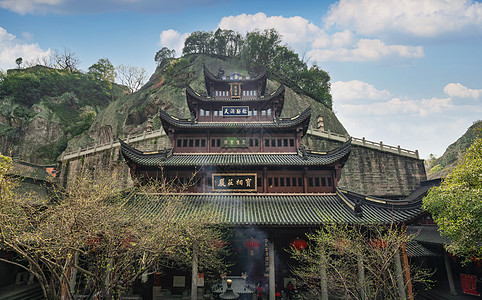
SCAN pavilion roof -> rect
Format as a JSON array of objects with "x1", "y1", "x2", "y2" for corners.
[
  {"x1": 203, "y1": 66, "x2": 268, "y2": 85},
  {"x1": 119, "y1": 137, "x2": 351, "y2": 168},
  {"x1": 159, "y1": 106, "x2": 310, "y2": 133},
  {"x1": 407, "y1": 225, "x2": 451, "y2": 246},
  {"x1": 186, "y1": 84, "x2": 285, "y2": 117},
  {"x1": 125, "y1": 189, "x2": 423, "y2": 226},
  {"x1": 406, "y1": 241, "x2": 441, "y2": 257}
]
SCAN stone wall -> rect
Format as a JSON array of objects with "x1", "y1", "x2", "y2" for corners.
[
  {"x1": 58, "y1": 133, "x2": 426, "y2": 198},
  {"x1": 57, "y1": 135, "x2": 171, "y2": 190},
  {"x1": 305, "y1": 135, "x2": 427, "y2": 198}
]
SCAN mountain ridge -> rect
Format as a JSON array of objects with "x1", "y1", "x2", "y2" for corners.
[{"x1": 427, "y1": 120, "x2": 482, "y2": 180}]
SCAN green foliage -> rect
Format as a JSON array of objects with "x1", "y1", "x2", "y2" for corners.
[
  {"x1": 0, "y1": 124, "x2": 12, "y2": 135},
  {"x1": 181, "y1": 28, "x2": 332, "y2": 109},
  {"x1": 241, "y1": 29, "x2": 283, "y2": 72},
  {"x1": 182, "y1": 29, "x2": 243, "y2": 57},
  {"x1": 0, "y1": 67, "x2": 115, "y2": 107},
  {"x1": 435, "y1": 120, "x2": 482, "y2": 168},
  {"x1": 290, "y1": 224, "x2": 433, "y2": 299},
  {"x1": 154, "y1": 47, "x2": 176, "y2": 67},
  {"x1": 15, "y1": 57, "x2": 23, "y2": 69},
  {"x1": 12, "y1": 104, "x2": 36, "y2": 121},
  {"x1": 1, "y1": 72, "x2": 41, "y2": 105},
  {"x1": 88, "y1": 58, "x2": 115, "y2": 83},
  {"x1": 0, "y1": 65, "x2": 120, "y2": 163},
  {"x1": 163, "y1": 58, "x2": 193, "y2": 87},
  {"x1": 183, "y1": 30, "x2": 216, "y2": 55},
  {"x1": 423, "y1": 138, "x2": 482, "y2": 261},
  {"x1": 429, "y1": 164, "x2": 443, "y2": 173}
]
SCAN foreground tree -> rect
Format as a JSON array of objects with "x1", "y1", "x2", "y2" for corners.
[
  {"x1": 289, "y1": 224, "x2": 432, "y2": 299},
  {"x1": 423, "y1": 138, "x2": 482, "y2": 261},
  {"x1": 0, "y1": 155, "x2": 226, "y2": 299}
]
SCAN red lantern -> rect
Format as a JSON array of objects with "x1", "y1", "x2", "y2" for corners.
[
  {"x1": 87, "y1": 236, "x2": 102, "y2": 247},
  {"x1": 211, "y1": 239, "x2": 225, "y2": 250},
  {"x1": 244, "y1": 237, "x2": 261, "y2": 256},
  {"x1": 290, "y1": 237, "x2": 307, "y2": 250},
  {"x1": 370, "y1": 238, "x2": 387, "y2": 249}
]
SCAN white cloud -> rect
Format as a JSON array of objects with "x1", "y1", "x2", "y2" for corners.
[
  {"x1": 331, "y1": 80, "x2": 392, "y2": 102},
  {"x1": 218, "y1": 13, "x2": 425, "y2": 64},
  {"x1": 0, "y1": 0, "x2": 220, "y2": 15},
  {"x1": 443, "y1": 83, "x2": 482, "y2": 99},
  {"x1": 159, "y1": 29, "x2": 189, "y2": 57},
  {"x1": 324, "y1": 0, "x2": 482, "y2": 38},
  {"x1": 0, "y1": 0, "x2": 64, "y2": 15},
  {"x1": 339, "y1": 97, "x2": 452, "y2": 117},
  {"x1": 218, "y1": 12, "x2": 322, "y2": 48},
  {"x1": 333, "y1": 80, "x2": 453, "y2": 117},
  {"x1": 331, "y1": 80, "x2": 482, "y2": 157},
  {"x1": 0, "y1": 27, "x2": 51, "y2": 70},
  {"x1": 308, "y1": 38, "x2": 424, "y2": 63}
]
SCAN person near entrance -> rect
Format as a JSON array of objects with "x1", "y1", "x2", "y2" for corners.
[{"x1": 286, "y1": 281, "x2": 295, "y2": 300}]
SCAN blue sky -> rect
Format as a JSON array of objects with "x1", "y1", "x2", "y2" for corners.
[{"x1": 1, "y1": 0, "x2": 481, "y2": 159}]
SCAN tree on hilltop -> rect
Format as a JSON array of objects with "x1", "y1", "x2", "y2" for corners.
[
  {"x1": 15, "y1": 57, "x2": 23, "y2": 69},
  {"x1": 155, "y1": 47, "x2": 176, "y2": 68},
  {"x1": 88, "y1": 58, "x2": 115, "y2": 82},
  {"x1": 53, "y1": 48, "x2": 80, "y2": 72},
  {"x1": 115, "y1": 64, "x2": 148, "y2": 93},
  {"x1": 181, "y1": 28, "x2": 333, "y2": 109}
]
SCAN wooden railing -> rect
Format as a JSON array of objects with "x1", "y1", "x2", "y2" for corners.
[{"x1": 60, "y1": 128, "x2": 419, "y2": 161}]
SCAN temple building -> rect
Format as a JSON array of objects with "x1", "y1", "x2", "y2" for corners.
[{"x1": 120, "y1": 67, "x2": 433, "y2": 298}]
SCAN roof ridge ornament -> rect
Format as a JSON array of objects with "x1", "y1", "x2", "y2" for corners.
[{"x1": 217, "y1": 68, "x2": 225, "y2": 78}]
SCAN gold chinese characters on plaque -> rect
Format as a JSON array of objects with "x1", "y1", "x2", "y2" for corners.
[{"x1": 212, "y1": 173, "x2": 257, "y2": 192}]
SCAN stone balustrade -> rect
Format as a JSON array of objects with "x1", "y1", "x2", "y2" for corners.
[{"x1": 60, "y1": 128, "x2": 420, "y2": 162}]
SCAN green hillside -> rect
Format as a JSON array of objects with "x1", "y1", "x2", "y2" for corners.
[
  {"x1": 427, "y1": 120, "x2": 482, "y2": 179},
  {"x1": 65, "y1": 54, "x2": 347, "y2": 152},
  {"x1": 0, "y1": 65, "x2": 126, "y2": 163}
]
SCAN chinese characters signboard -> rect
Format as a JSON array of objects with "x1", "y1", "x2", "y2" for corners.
[
  {"x1": 264, "y1": 238, "x2": 270, "y2": 277},
  {"x1": 229, "y1": 82, "x2": 242, "y2": 98},
  {"x1": 223, "y1": 137, "x2": 248, "y2": 148},
  {"x1": 222, "y1": 106, "x2": 249, "y2": 117},
  {"x1": 461, "y1": 274, "x2": 480, "y2": 296},
  {"x1": 212, "y1": 173, "x2": 257, "y2": 192}
]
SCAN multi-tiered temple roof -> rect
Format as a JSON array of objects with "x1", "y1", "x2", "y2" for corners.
[{"x1": 120, "y1": 67, "x2": 426, "y2": 225}]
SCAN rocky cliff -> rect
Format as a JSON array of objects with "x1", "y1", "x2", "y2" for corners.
[{"x1": 0, "y1": 66, "x2": 126, "y2": 164}]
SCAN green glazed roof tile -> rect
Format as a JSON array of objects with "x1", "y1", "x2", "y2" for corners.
[
  {"x1": 120, "y1": 139, "x2": 351, "y2": 168},
  {"x1": 127, "y1": 193, "x2": 423, "y2": 226}
]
